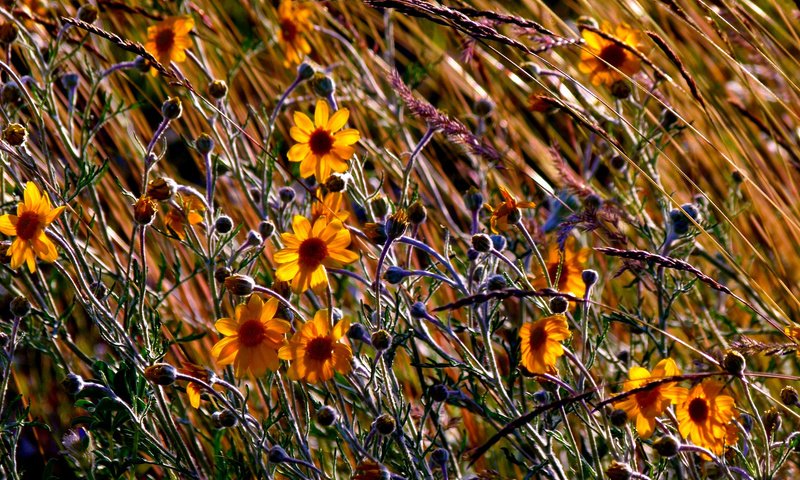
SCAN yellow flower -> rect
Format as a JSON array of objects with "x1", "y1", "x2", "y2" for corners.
[
  {"x1": 287, "y1": 99, "x2": 360, "y2": 182},
  {"x1": 676, "y1": 380, "x2": 737, "y2": 456},
  {"x1": 164, "y1": 193, "x2": 205, "y2": 240},
  {"x1": 0, "y1": 182, "x2": 65, "y2": 273},
  {"x1": 531, "y1": 238, "x2": 590, "y2": 298},
  {"x1": 277, "y1": 0, "x2": 313, "y2": 67},
  {"x1": 278, "y1": 310, "x2": 352, "y2": 383},
  {"x1": 518, "y1": 314, "x2": 570, "y2": 375},
  {"x1": 311, "y1": 190, "x2": 349, "y2": 223},
  {"x1": 484, "y1": 185, "x2": 535, "y2": 233},
  {"x1": 179, "y1": 363, "x2": 212, "y2": 409},
  {"x1": 615, "y1": 358, "x2": 687, "y2": 438},
  {"x1": 274, "y1": 214, "x2": 359, "y2": 294},
  {"x1": 211, "y1": 295, "x2": 290, "y2": 378},
  {"x1": 144, "y1": 16, "x2": 194, "y2": 75},
  {"x1": 579, "y1": 24, "x2": 644, "y2": 87}
]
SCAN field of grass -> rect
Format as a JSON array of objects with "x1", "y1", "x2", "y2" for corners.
[{"x1": 1, "y1": 0, "x2": 800, "y2": 478}]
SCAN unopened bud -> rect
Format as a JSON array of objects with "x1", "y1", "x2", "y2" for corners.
[
  {"x1": 224, "y1": 274, "x2": 255, "y2": 296},
  {"x1": 161, "y1": 97, "x2": 182, "y2": 120},
  {"x1": 62, "y1": 373, "x2": 85, "y2": 395},
  {"x1": 215, "y1": 215, "x2": 234, "y2": 234},
  {"x1": 133, "y1": 196, "x2": 158, "y2": 225},
  {"x1": 471, "y1": 234, "x2": 493, "y2": 253},
  {"x1": 208, "y1": 80, "x2": 228, "y2": 99},
  {"x1": 146, "y1": 177, "x2": 177, "y2": 201},
  {"x1": 9, "y1": 296, "x2": 30, "y2": 317},
  {"x1": 464, "y1": 187, "x2": 484, "y2": 212},
  {"x1": 0, "y1": 23, "x2": 18, "y2": 45},
  {"x1": 195, "y1": 133, "x2": 214, "y2": 154},
  {"x1": 549, "y1": 296, "x2": 569, "y2": 314},
  {"x1": 297, "y1": 62, "x2": 315, "y2": 80},
  {"x1": 316, "y1": 405, "x2": 338, "y2": 427},
  {"x1": 214, "y1": 266, "x2": 231, "y2": 284},
  {"x1": 324, "y1": 174, "x2": 346, "y2": 192},
  {"x1": 258, "y1": 220, "x2": 275, "y2": 239},
  {"x1": 373, "y1": 414, "x2": 396, "y2": 436},
  {"x1": 144, "y1": 363, "x2": 177, "y2": 386},
  {"x1": 487, "y1": 274, "x2": 507, "y2": 291},
  {"x1": 77, "y1": 4, "x2": 99, "y2": 23},
  {"x1": 310, "y1": 73, "x2": 335, "y2": 98},
  {"x1": 370, "y1": 330, "x2": 392, "y2": 350},
  {"x1": 582, "y1": 269, "x2": 599, "y2": 289},
  {"x1": 3, "y1": 123, "x2": 27, "y2": 146},
  {"x1": 653, "y1": 435, "x2": 680, "y2": 458},
  {"x1": 407, "y1": 201, "x2": 427, "y2": 225},
  {"x1": 609, "y1": 408, "x2": 627, "y2": 427},
  {"x1": 278, "y1": 186, "x2": 296, "y2": 203},
  {"x1": 610, "y1": 80, "x2": 631, "y2": 99},
  {"x1": 723, "y1": 350, "x2": 745, "y2": 376},
  {"x1": 474, "y1": 97, "x2": 495, "y2": 117},
  {"x1": 606, "y1": 461, "x2": 632, "y2": 480},
  {"x1": 430, "y1": 448, "x2": 449, "y2": 465},
  {"x1": 781, "y1": 386, "x2": 799, "y2": 406},
  {"x1": 212, "y1": 410, "x2": 238, "y2": 428}
]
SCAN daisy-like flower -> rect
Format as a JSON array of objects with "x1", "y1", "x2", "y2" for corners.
[
  {"x1": 0, "y1": 182, "x2": 65, "y2": 273},
  {"x1": 287, "y1": 99, "x2": 360, "y2": 182},
  {"x1": 676, "y1": 380, "x2": 737, "y2": 455},
  {"x1": 615, "y1": 358, "x2": 687, "y2": 438},
  {"x1": 211, "y1": 295, "x2": 291, "y2": 378},
  {"x1": 164, "y1": 193, "x2": 205, "y2": 240},
  {"x1": 484, "y1": 185, "x2": 535, "y2": 233},
  {"x1": 579, "y1": 24, "x2": 644, "y2": 87},
  {"x1": 277, "y1": 0, "x2": 313, "y2": 66},
  {"x1": 278, "y1": 310, "x2": 352, "y2": 383},
  {"x1": 144, "y1": 16, "x2": 194, "y2": 75},
  {"x1": 311, "y1": 190, "x2": 349, "y2": 223},
  {"x1": 518, "y1": 314, "x2": 570, "y2": 375},
  {"x1": 531, "y1": 238, "x2": 590, "y2": 298},
  {"x1": 179, "y1": 363, "x2": 212, "y2": 409},
  {"x1": 274, "y1": 214, "x2": 359, "y2": 294}
]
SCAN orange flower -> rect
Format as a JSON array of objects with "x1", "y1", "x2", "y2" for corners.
[
  {"x1": 0, "y1": 182, "x2": 65, "y2": 273},
  {"x1": 579, "y1": 24, "x2": 644, "y2": 87},
  {"x1": 164, "y1": 193, "x2": 205, "y2": 239},
  {"x1": 277, "y1": 0, "x2": 313, "y2": 66},
  {"x1": 274, "y1": 215, "x2": 359, "y2": 293},
  {"x1": 279, "y1": 310, "x2": 352, "y2": 383},
  {"x1": 311, "y1": 190, "x2": 349, "y2": 223},
  {"x1": 144, "y1": 16, "x2": 194, "y2": 74},
  {"x1": 287, "y1": 100, "x2": 360, "y2": 182},
  {"x1": 518, "y1": 314, "x2": 570, "y2": 375},
  {"x1": 211, "y1": 295, "x2": 290, "y2": 378},
  {"x1": 676, "y1": 380, "x2": 737, "y2": 455},
  {"x1": 615, "y1": 358, "x2": 687, "y2": 438},
  {"x1": 531, "y1": 238, "x2": 590, "y2": 298},
  {"x1": 484, "y1": 185, "x2": 535, "y2": 233}
]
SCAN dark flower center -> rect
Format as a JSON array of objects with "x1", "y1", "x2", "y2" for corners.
[
  {"x1": 308, "y1": 128, "x2": 334, "y2": 156},
  {"x1": 688, "y1": 397, "x2": 709, "y2": 423},
  {"x1": 281, "y1": 19, "x2": 297, "y2": 42},
  {"x1": 528, "y1": 323, "x2": 548, "y2": 351},
  {"x1": 155, "y1": 28, "x2": 176, "y2": 54},
  {"x1": 298, "y1": 237, "x2": 328, "y2": 269},
  {"x1": 306, "y1": 336, "x2": 334, "y2": 362},
  {"x1": 238, "y1": 319, "x2": 266, "y2": 347},
  {"x1": 16, "y1": 211, "x2": 42, "y2": 241},
  {"x1": 599, "y1": 44, "x2": 627, "y2": 68},
  {"x1": 635, "y1": 387, "x2": 661, "y2": 408}
]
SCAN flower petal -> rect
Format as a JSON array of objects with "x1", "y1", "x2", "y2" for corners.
[{"x1": 314, "y1": 99, "x2": 329, "y2": 128}]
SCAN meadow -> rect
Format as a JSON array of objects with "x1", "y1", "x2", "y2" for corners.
[{"x1": 1, "y1": 0, "x2": 800, "y2": 478}]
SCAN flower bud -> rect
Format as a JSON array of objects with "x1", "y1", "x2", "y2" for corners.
[
  {"x1": 62, "y1": 427, "x2": 92, "y2": 455},
  {"x1": 271, "y1": 279, "x2": 292, "y2": 299},
  {"x1": 297, "y1": 62, "x2": 315, "y2": 80},
  {"x1": 430, "y1": 448, "x2": 449, "y2": 465},
  {"x1": 208, "y1": 80, "x2": 228, "y2": 99},
  {"x1": 62, "y1": 373, "x2": 85, "y2": 395},
  {"x1": 383, "y1": 266, "x2": 409, "y2": 285},
  {"x1": 370, "y1": 330, "x2": 392, "y2": 350},
  {"x1": 268, "y1": 445, "x2": 291, "y2": 463},
  {"x1": 215, "y1": 215, "x2": 234, "y2": 234},
  {"x1": 584, "y1": 194, "x2": 602, "y2": 211},
  {"x1": 582, "y1": 269, "x2": 599, "y2": 289},
  {"x1": 0, "y1": 23, "x2": 18, "y2": 45},
  {"x1": 474, "y1": 97, "x2": 495, "y2": 117},
  {"x1": 487, "y1": 274, "x2": 507, "y2": 291},
  {"x1": 278, "y1": 186, "x2": 296, "y2": 203},
  {"x1": 464, "y1": 187, "x2": 484, "y2": 212},
  {"x1": 316, "y1": 405, "x2": 339, "y2": 427},
  {"x1": 134, "y1": 56, "x2": 150, "y2": 72},
  {"x1": 373, "y1": 414, "x2": 396, "y2": 436},
  {"x1": 410, "y1": 302, "x2": 427, "y2": 319},
  {"x1": 9, "y1": 296, "x2": 30, "y2": 317},
  {"x1": 669, "y1": 203, "x2": 700, "y2": 236},
  {"x1": 781, "y1": 386, "x2": 798, "y2": 406},
  {"x1": 214, "y1": 266, "x2": 231, "y2": 284},
  {"x1": 310, "y1": 73, "x2": 335, "y2": 97},
  {"x1": 407, "y1": 201, "x2": 427, "y2": 225},
  {"x1": 245, "y1": 230, "x2": 263, "y2": 247},
  {"x1": 347, "y1": 322, "x2": 369, "y2": 343},
  {"x1": 610, "y1": 80, "x2": 631, "y2": 99},
  {"x1": 212, "y1": 410, "x2": 238, "y2": 428},
  {"x1": 161, "y1": 97, "x2": 182, "y2": 120},
  {"x1": 133, "y1": 196, "x2": 158, "y2": 225},
  {"x1": 722, "y1": 350, "x2": 745, "y2": 376},
  {"x1": 258, "y1": 220, "x2": 275, "y2": 239},
  {"x1": 471, "y1": 234, "x2": 493, "y2": 253},
  {"x1": 659, "y1": 108, "x2": 679, "y2": 129},
  {"x1": 60, "y1": 73, "x2": 80, "y2": 91},
  {"x1": 324, "y1": 173, "x2": 346, "y2": 192},
  {"x1": 370, "y1": 195, "x2": 390, "y2": 219},
  {"x1": 429, "y1": 384, "x2": 449, "y2": 402},
  {"x1": 532, "y1": 390, "x2": 549, "y2": 404},
  {"x1": 610, "y1": 155, "x2": 627, "y2": 172},
  {"x1": 224, "y1": 274, "x2": 255, "y2": 296},
  {"x1": 609, "y1": 408, "x2": 627, "y2": 427},
  {"x1": 77, "y1": 4, "x2": 99, "y2": 23},
  {"x1": 1, "y1": 82, "x2": 21, "y2": 105},
  {"x1": 605, "y1": 461, "x2": 632, "y2": 480},
  {"x1": 653, "y1": 435, "x2": 680, "y2": 458},
  {"x1": 144, "y1": 363, "x2": 177, "y2": 386},
  {"x1": 549, "y1": 296, "x2": 569, "y2": 314},
  {"x1": 466, "y1": 248, "x2": 480, "y2": 261},
  {"x1": 363, "y1": 222, "x2": 387, "y2": 245},
  {"x1": 506, "y1": 207, "x2": 522, "y2": 225},
  {"x1": 764, "y1": 407, "x2": 781, "y2": 439},
  {"x1": 195, "y1": 133, "x2": 214, "y2": 154},
  {"x1": 490, "y1": 234, "x2": 506, "y2": 251},
  {"x1": 146, "y1": 177, "x2": 177, "y2": 201},
  {"x1": 3, "y1": 123, "x2": 27, "y2": 146}
]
